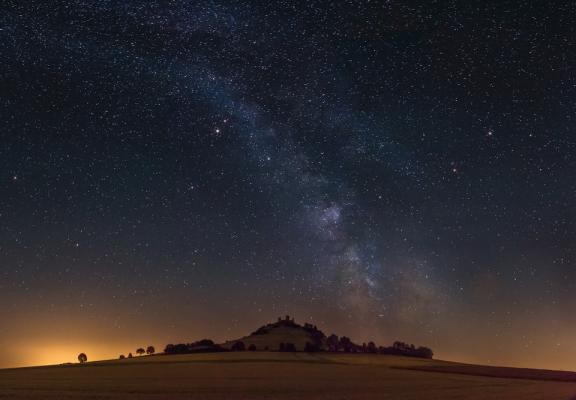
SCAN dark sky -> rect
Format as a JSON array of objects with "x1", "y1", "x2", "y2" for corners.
[{"x1": 1, "y1": 1, "x2": 575, "y2": 369}]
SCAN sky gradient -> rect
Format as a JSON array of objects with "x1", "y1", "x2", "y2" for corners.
[{"x1": 1, "y1": 1, "x2": 575, "y2": 370}]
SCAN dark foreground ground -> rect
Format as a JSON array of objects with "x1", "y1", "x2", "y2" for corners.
[{"x1": 1, "y1": 352, "x2": 575, "y2": 399}]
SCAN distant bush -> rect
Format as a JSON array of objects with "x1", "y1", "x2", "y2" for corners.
[
  {"x1": 119, "y1": 355, "x2": 125, "y2": 360},
  {"x1": 136, "y1": 348, "x2": 145, "y2": 356},
  {"x1": 146, "y1": 346, "x2": 155, "y2": 355},
  {"x1": 78, "y1": 353, "x2": 87, "y2": 363}
]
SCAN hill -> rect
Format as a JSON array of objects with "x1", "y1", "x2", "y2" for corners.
[
  {"x1": 219, "y1": 316, "x2": 432, "y2": 359},
  {"x1": 221, "y1": 315, "x2": 326, "y2": 351}
]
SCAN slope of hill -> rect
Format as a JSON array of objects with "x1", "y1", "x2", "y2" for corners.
[{"x1": 221, "y1": 316, "x2": 325, "y2": 351}]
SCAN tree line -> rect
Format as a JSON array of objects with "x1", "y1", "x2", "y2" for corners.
[
  {"x1": 164, "y1": 339, "x2": 227, "y2": 354},
  {"x1": 324, "y1": 335, "x2": 433, "y2": 359},
  {"x1": 77, "y1": 346, "x2": 156, "y2": 364}
]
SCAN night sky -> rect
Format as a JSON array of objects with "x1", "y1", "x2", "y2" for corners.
[{"x1": 1, "y1": 1, "x2": 575, "y2": 370}]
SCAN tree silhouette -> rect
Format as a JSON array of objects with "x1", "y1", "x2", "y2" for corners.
[
  {"x1": 284, "y1": 343, "x2": 296, "y2": 352},
  {"x1": 78, "y1": 353, "x2": 87, "y2": 363},
  {"x1": 119, "y1": 355, "x2": 125, "y2": 359},
  {"x1": 326, "y1": 334, "x2": 339, "y2": 352},
  {"x1": 380, "y1": 341, "x2": 434, "y2": 359},
  {"x1": 367, "y1": 342, "x2": 377, "y2": 353},
  {"x1": 393, "y1": 341, "x2": 407, "y2": 351},
  {"x1": 164, "y1": 340, "x2": 225, "y2": 354},
  {"x1": 128, "y1": 352, "x2": 133, "y2": 358},
  {"x1": 339, "y1": 336, "x2": 353, "y2": 353},
  {"x1": 231, "y1": 341, "x2": 245, "y2": 351},
  {"x1": 136, "y1": 348, "x2": 145, "y2": 356},
  {"x1": 304, "y1": 342, "x2": 320, "y2": 352},
  {"x1": 146, "y1": 346, "x2": 155, "y2": 355},
  {"x1": 416, "y1": 346, "x2": 434, "y2": 359}
]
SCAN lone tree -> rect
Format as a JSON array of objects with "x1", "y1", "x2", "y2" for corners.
[
  {"x1": 78, "y1": 353, "x2": 87, "y2": 364},
  {"x1": 136, "y1": 348, "x2": 145, "y2": 356},
  {"x1": 119, "y1": 355, "x2": 125, "y2": 359},
  {"x1": 128, "y1": 353, "x2": 133, "y2": 358},
  {"x1": 146, "y1": 346, "x2": 155, "y2": 355}
]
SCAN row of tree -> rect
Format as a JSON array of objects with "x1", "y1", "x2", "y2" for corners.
[
  {"x1": 225, "y1": 339, "x2": 432, "y2": 358},
  {"x1": 119, "y1": 346, "x2": 155, "y2": 360},
  {"x1": 324, "y1": 335, "x2": 433, "y2": 358},
  {"x1": 77, "y1": 346, "x2": 156, "y2": 364},
  {"x1": 382, "y1": 341, "x2": 434, "y2": 359},
  {"x1": 229, "y1": 341, "x2": 299, "y2": 352},
  {"x1": 164, "y1": 339, "x2": 226, "y2": 354}
]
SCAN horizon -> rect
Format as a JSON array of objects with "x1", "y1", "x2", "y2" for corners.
[
  {"x1": 1, "y1": 314, "x2": 572, "y2": 372},
  {"x1": 2, "y1": 1, "x2": 575, "y2": 378}
]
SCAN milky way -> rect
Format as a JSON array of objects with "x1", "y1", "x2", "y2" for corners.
[{"x1": 1, "y1": 1, "x2": 576, "y2": 370}]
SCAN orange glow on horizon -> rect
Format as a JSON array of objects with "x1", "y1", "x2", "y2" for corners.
[{"x1": 6, "y1": 340, "x2": 161, "y2": 369}]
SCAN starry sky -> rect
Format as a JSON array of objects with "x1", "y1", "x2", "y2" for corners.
[{"x1": 1, "y1": 1, "x2": 575, "y2": 370}]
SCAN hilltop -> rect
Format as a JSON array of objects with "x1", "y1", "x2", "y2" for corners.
[{"x1": 222, "y1": 316, "x2": 326, "y2": 351}]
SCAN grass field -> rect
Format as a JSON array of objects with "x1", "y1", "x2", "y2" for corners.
[{"x1": 1, "y1": 352, "x2": 575, "y2": 399}]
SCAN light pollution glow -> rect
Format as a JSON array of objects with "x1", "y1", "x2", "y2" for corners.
[{"x1": 2, "y1": 309, "x2": 575, "y2": 372}]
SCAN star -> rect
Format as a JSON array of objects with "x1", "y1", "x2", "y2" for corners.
[{"x1": 1, "y1": 0, "x2": 574, "y2": 373}]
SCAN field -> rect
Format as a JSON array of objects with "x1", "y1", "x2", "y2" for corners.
[{"x1": 1, "y1": 352, "x2": 575, "y2": 399}]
